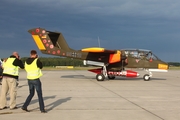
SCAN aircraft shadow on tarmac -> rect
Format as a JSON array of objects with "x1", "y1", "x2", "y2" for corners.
[
  {"x1": 61, "y1": 75, "x2": 88, "y2": 79},
  {"x1": 17, "y1": 84, "x2": 28, "y2": 89},
  {"x1": 61, "y1": 75, "x2": 166, "y2": 81},
  {"x1": 44, "y1": 97, "x2": 71, "y2": 111},
  {"x1": 17, "y1": 95, "x2": 57, "y2": 107},
  {"x1": 113, "y1": 77, "x2": 166, "y2": 81}
]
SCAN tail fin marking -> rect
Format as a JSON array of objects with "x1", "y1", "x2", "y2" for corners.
[{"x1": 32, "y1": 35, "x2": 46, "y2": 50}]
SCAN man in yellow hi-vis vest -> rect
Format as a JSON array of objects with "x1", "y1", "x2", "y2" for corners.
[
  {"x1": 0, "y1": 52, "x2": 24, "y2": 110},
  {"x1": 21, "y1": 50, "x2": 46, "y2": 113}
]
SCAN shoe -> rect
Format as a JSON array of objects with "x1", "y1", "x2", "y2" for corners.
[
  {"x1": 21, "y1": 107, "x2": 30, "y2": 112},
  {"x1": 10, "y1": 106, "x2": 18, "y2": 110},
  {"x1": 41, "y1": 110, "x2": 47, "y2": 113},
  {"x1": 0, "y1": 106, "x2": 8, "y2": 110}
]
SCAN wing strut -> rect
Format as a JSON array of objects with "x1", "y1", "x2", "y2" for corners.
[{"x1": 103, "y1": 65, "x2": 108, "y2": 77}]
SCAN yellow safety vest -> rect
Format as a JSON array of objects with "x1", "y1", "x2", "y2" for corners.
[
  {"x1": 3, "y1": 58, "x2": 19, "y2": 76},
  {"x1": 25, "y1": 58, "x2": 43, "y2": 79}
]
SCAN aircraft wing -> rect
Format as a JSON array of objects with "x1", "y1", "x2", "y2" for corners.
[{"x1": 81, "y1": 47, "x2": 116, "y2": 53}]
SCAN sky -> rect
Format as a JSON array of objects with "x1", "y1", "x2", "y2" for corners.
[{"x1": 0, "y1": 0, "x2": 180, "y2": 62}]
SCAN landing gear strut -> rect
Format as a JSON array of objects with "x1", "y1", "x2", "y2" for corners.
[{"x1": 96, "y1": 65, "x2": 107, "y2": 81}]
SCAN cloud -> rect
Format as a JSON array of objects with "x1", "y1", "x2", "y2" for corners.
[
  {"x1": 7, "y1": 0, "x2": 178, "y2": 19},
  {"x1": 0, "y1": 0, "x2": 180, "y2": 62}
]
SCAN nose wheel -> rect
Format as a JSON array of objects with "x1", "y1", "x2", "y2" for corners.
[
  {"x1": 143, "y1": 69, "x2": 152, "y2": 81},
  {"x1": 143, "y1": 74, "x2": 150, "y2": 81}
]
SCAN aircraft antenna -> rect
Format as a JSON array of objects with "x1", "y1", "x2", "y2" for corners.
[{"x1": 98, "y1": 36, "x2": 101, "y2": 47}]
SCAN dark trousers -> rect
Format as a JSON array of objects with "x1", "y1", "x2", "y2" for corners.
[{"x1": 22, "y1": 78, "x2": 45, "y2": 111}]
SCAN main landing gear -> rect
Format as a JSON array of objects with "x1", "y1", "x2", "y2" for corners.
[
  {"x1": 96, "y1": 74, "x2": 116, "y2": 81},
  {"x1": 96, "y1": 66, "x2": 107, "y2": 81},
  {"x1": 92, "y1": 67, "x2": 152, "y2": 81},
  {"x1": 95, "y1": 66, "x2": 139, "y2": 81},
  {"x1": 96, "y1": 74, "x2": 105, "y2": 81}
]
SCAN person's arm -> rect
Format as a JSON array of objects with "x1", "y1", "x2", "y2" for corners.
[
  {"x1": 13, "y1": 58, "x2": 24, "y2": 69},
  {"x1": 0, "y1": 67, "x2": 3, "y2": 76},
  {"x1": 37, "y1": 59, "x2": 43, "y2": 69}
]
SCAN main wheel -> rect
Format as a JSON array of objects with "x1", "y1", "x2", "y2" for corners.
[
  {"x1": 143, "y1": 74, "x2": 150, "y2": 81},
  {"x1": 96, "y1": 74, "x2": 105, "y2": 81}
]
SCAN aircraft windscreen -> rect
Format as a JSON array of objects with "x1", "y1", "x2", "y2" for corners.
[
  {"x1": 148, "y1": 53, "x2": 160, "y2": 60},
  {"x1": 124, "y1": 49, "x2": 160, "y2": 60}
]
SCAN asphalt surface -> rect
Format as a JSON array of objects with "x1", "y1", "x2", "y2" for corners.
[{"x1": 0, "y1": 69, "x2": 180, "y2": 120}]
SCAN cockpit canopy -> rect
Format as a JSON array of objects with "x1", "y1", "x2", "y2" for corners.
[{"x1": 122, "y1": 49, "x2": 160, "y2": 60}]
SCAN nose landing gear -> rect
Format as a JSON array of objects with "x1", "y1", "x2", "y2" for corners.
[{"x1": 143, "y1": 69, "x2": 152, "y2": 81}]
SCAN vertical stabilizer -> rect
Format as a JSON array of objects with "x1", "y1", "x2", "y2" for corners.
[
  {"x1": 46, "y1": 30, "x2": 71, "y2": 51},
  {"x1": 28, "y1": 28, "x2": 75, "y2": 56}
]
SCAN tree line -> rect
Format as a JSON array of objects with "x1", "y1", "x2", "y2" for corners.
[
  {"x1": 167, "y1": 62, "x2": 180, "y2": 67},
  {"x1": 21, "y1": 57, "x2": 84, "y2": 67},
  {"x1": 8, "y1": 57, "x2": 180, "y2": 67}
]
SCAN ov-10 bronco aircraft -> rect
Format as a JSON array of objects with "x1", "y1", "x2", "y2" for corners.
[{"x1": 28, "y1": 28, "x2": 169, "y2": 81}]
